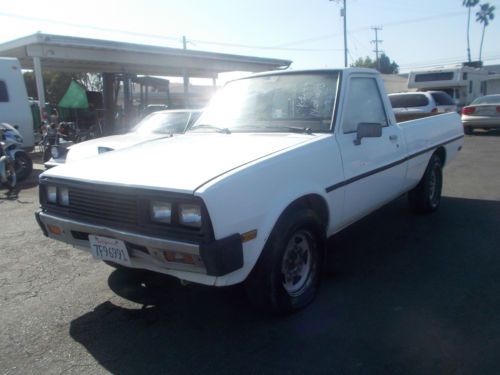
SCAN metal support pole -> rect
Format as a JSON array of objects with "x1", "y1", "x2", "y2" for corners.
[
  {"x1": 33, "y1": 56, "x2": 46, "y2": 121},
  {"x1": 342, "y1": 0, "x2": 347, "y2": 67},
  {"x1": 166, "y1": 81, "x2": 171, "y2": 107},
  {"x1": 102, "y1": 73, "x2": 115, "y2": 135},
  {"x1": 182, "y1": 35, "x2": 190, "y2": 108},
  {"x1": 123, "y1": 75, "x2": 132, "y2": 131}
]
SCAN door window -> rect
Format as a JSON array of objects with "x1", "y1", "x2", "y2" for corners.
[
  {"x1": 342, "y1": 78, "x2": 388, "y2": 134},
  {"x1": 0, "y1": 81, "x2": 8, "y2": 102}
]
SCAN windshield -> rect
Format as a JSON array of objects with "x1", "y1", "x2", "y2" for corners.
[
  {"x1": 134, "y1": 112, "x2": 191, "y2": 134},
  {"x1": 192, "y1": 72, "x2": 339, "y2": 133},
  {"x1": 471, "y1": 95, "x2": 500, "y2": 105}
]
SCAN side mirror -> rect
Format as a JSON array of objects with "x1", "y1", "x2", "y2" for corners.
[{"x1": 354, "y1": 122, "x2": 382, "y2": 145}]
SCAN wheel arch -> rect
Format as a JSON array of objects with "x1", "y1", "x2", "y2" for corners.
[{"x1": 273, "y1": 193, "x2": 329, "y2": 230}]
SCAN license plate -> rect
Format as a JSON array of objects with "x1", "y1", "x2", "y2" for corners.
[{"x1": 89, "y1": 235, "x2": 131, "y2": 266}]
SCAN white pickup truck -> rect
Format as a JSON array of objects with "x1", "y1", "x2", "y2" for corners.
[{"x1": 36, "y1": 68, "x2": 464, "y2": 313}]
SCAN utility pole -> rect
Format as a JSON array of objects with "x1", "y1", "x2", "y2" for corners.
[
  {"x1": 370, "y1": 26, "x2": 383, "y2": 71},
  {"x1": 182, "y1": 35, "x2": 190, "y2": 108},
  {"x1": 330, "y1": 0, "x2": 348, "y2": 67}
]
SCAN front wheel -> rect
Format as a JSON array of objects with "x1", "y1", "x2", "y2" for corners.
[
  {"x1": 408, "y1": 154, "x2": 443, "y2": 214},
  {"x1": 14, "y1": 151, "x2": 33, "y2": 181},
  {"x1": 245, "y1": 207, "x2": 325, "y2": 314}
]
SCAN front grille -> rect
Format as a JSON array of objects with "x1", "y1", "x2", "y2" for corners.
[
  {"x1": 68, "y1": 186, "x2": 139, "y2": 225},
  {"x1": 40, "y1": 179, "x2": 214, "y2": 243}
]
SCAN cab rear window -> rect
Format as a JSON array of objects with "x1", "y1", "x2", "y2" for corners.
[{"x1": 389, "y1": 94, "x2": 429, "y2": 108}]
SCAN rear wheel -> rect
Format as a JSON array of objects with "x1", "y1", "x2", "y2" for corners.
[
  {"x1": 464, "y1": 126, "x2": 473, "y2": 135},
  {"x1": 245, "y1": 206, "x2": 325, "y2": 314},
  {"x1": 408, "y1": 154, "x2": 443, "y2": 214}
]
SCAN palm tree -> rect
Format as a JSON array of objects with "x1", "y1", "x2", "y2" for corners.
[
  {"x1": 476, "y1": 3, "x2": 495, "y2": 62},
  {"x1": 463, "y1": 0, "x2": 480, "y2": 62}
]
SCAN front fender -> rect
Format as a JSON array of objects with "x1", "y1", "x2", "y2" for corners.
[{"x1": 196, "y1": 135, "x2": 343, "y2": 286}]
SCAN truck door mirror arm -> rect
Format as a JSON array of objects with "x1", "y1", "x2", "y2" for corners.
[{"x1": 354, "y1": 122, "x2": 382, "y2": 145}]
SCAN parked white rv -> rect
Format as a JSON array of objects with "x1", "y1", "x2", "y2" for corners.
[
  {"x1": 407, "y1": 64, "x2": 500, "y2": 109},
  {"x1": 0, "y1": 58, "x2": 34, "y2": 148}
]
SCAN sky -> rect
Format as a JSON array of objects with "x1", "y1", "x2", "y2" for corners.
[{"x1": 1, "y1": 0, "x2": 499, "y2": 77}]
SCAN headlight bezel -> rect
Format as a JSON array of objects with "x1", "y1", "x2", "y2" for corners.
[
  {"x1": 58, "y1": 187, "x2": 69, "y2": 206},
  {"x1": 150, "y1": 200, "x2": 173, "y2": 224},
  {"x1": 148, "y1": 199, "x2": 204, "y2": 230},
  {"x1": 46, "y1": 185, "x2": 58, "y2": 203},
  {"x1": 178, "y1": 203, "x2": 202, "y2": 228}
]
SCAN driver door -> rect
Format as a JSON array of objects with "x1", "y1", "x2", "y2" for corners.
[{"x1": 336, "y1": 75, "x2": 407, "y2": 225}]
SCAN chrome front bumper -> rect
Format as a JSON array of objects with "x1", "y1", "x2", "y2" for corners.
[
  {"x1": 35, "y1": 211, "x2": 243, "y2": 277},
  {"x1": 36, "y1": 211, "x2": 206, "y2": 274}
]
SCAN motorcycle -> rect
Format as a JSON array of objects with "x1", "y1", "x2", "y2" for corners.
[
  {"x1": 0, "y1": 127, "x2": 16, "y2": 189},
  {"x1": 0, "y1": 123, "x2": 33, "y2": 185}
]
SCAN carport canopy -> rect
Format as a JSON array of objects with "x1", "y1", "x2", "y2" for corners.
[{"x1": 0, "y1": 32, "x2": 292, "y2": 122}]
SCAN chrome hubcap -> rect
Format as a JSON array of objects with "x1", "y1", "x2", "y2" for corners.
[
  {"x1": 428, "y1": 166, "x2": 440, "y2": 207},
  {"x1": 281, "y1": 230, "x2": 312, "y2": 296}
]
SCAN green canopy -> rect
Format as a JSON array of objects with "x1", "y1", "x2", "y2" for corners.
[{"x1": 58, "y1": 80, "x2": 88, "y2": 109}]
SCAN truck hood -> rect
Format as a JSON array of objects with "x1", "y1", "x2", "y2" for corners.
[
  {"x1": 43, "y1": 132, "x2": 316, "y2": 193},
  {"x1": 65, "y1": 132, "x2": 167, "y2": 162}
]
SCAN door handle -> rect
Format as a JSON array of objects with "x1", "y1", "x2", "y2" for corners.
[{"x1": 389, "y1": 134, "x2": 398, "y2": 141}]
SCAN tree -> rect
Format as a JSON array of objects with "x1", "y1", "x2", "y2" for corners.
[
  {"x1": 463, "y1": 0, "x2": 480, "y2": 63},
  {"x1": 378, "y1": 54, "x2": 399, "y2": 74},
  {"x1": 77, "y1": 73, "x2": 103, "y2": 92},
  {"x1": 23, "y1": 71, "x2": 102, "y2": 104},
  {"x1": 476, "y1": 2, "x2": 495, "y2": 61},
  {"x1": 351, "y1": 54, "x2": 399, "y2": 74}
]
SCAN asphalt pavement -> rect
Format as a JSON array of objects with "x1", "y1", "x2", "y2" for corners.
[{"x1": 1, "y1": 131, "x2": 499, "y2": 374}]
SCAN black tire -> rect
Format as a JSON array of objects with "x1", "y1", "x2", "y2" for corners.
[
  {"x1": 464, "y1": 126, "x2": 473, "y2": 135},
  {"x1": 14, "y1": 152, "x2": 33, "y2": 181},
  {"x1": 244, "y1": 206, "x2": 325, "y2": 314},
  {"x1": 408, "y1": 154, "x2": 443, "y2": 214}
]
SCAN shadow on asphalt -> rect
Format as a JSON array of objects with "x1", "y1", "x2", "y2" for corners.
[
  {"x1": 69, "y1": 196, "x2": 500, "y2": 374},
  {"x1": 469, "y1": 129, "x2": 500, "y2": 137}
]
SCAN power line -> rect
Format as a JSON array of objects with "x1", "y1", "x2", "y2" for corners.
[
  {"x1": 0, "y1": 11, "x2": 344, "y2": 53},
  {"x1": 189, "y1": 39, "x2": 344, "y2": 51},
  {"x1": 0, "y1": 11, "x2": 181, "y2": 43},
  {"x1": 272, "y1": 11, "x2": 463, "y2": 49},
  {"x1": 0, "y1": 10, "x2": 464, "y2": 55}
]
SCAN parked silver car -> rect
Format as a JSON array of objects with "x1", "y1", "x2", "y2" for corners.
[
  {"x1": 461, "y1": 94, "x2": 500, "y2": 134},
  {"x1": 389, "y1": 91, "x2": 457, "y2": 117},
  {"x1": 45, "y1": 109, "x2": 202, "y2": 168}
]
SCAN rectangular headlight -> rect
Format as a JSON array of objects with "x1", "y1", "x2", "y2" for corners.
[
  {"x1": 58, "y1": 187, "x2": 69, "y2": 206},
  {"x1": 150, "y1": 201, "x2": 172, "y2": 224},
  {"x1": 179, "y1": 203, "x2": 202, "y2": 228},
  {"x1": 46, "y1": 185, "x2": 57, "y2": 203}
]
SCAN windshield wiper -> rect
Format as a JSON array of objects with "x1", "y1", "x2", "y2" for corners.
[
  {"x1": 262, "y1": 125, "x2": 314, "y2": 134},
  {"x1": 190, "y1": 124, "x2": 231, "y2": 134}
]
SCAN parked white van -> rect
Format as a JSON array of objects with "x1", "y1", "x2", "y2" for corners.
[{"x1": 0, "y1": 58, "x2": 34, "y2": 149}]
